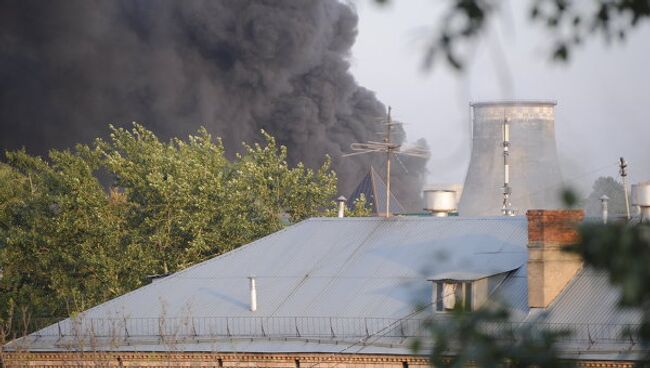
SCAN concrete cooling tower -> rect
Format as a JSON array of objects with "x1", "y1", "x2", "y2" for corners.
[{"x1": 458, "y1": 101, "x2": 563, "y2": 216}]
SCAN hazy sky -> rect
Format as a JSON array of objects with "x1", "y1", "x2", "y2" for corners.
[{"x1": 350, "y1": 0, "x2": 650, "y2": 195}]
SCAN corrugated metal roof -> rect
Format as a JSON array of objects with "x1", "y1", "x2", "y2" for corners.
[
  {"x1": 540, "y1": 267, "x2": 641, "y2": 325},
  {"x1": 18, "y1": 217, "x2": 526, "y2": 340},
  {"x1": 8, "y1": 215, "x2": 644, "y2": 358},
  {"x1": 75, "y1": 217, "x2": 528, "y2": 318}
]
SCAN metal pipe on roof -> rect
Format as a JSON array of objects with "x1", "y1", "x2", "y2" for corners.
[
  {"x1": 249, "y1": 276, "x2": 257, "y2": 312},
  {"x1": 336, "y1": 196, "x2": 347, "y2": 218},
  {"x1": 600, "y1": 195, "x2": 609, "y2": 224}
]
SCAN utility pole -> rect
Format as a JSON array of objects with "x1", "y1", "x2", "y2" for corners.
[
  {"x1": 385, "y1": 107, "x2": 393, "y2": 217},
  {"x1": 619, "y1": 157, "x2": 631, "y2": 221}
]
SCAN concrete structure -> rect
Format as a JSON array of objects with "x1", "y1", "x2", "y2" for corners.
[
  {"x1": 3, "y1": 211, "x2": 645, "y2": 367},
  {"x1": 459, "y1": 101, "x2": 564, "y2": 216}
]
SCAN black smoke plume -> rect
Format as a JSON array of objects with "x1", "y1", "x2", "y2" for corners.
[{"x1": 0, "y1": 0, "x2": 427, "y2": 209}]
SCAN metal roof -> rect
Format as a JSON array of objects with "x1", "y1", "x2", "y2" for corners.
[
  {"x1": 7, "y1": 216, "x2": 644, "y2": 359},
  {"x1": 347, "y1": 166, "x2": 405, "y2": 215},
  {"x1": 470, "y1": 100, "x2": 557, "y2": 107},
  {"x1": 541, "y1": 267, "x2": 642, "y2": 325},
  {"x1": 428, "y1": 269, "x2": 517, "y2": 282}
]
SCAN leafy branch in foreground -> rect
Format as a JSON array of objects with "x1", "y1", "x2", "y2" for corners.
[
  {"x1": 571, "y1": 221, "x2": 650, "y2": 351},
  {"x1": 375, "y1": 0, "x2": 650, "y2": 70},
  {"x1": 413, "y1": 304, "x2": 572, "y2": 368}
]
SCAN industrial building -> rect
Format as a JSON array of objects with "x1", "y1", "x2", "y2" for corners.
[
  {"x1": 459, "y1": 100, "x2": 564, "y2": 216},
  {"x1": 4, "y1": 101, "x2": 649, "y2": 367},
  {"x1": 3, "y1": 210, "x2": 644, "y2": 366}
]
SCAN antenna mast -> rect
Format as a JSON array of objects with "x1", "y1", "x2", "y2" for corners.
[
  {"x1": 385, "y1": 107, "x2": 393, "y2": 217},
  {"x1": 342, "y1": 107, "x2": 428, "y2": 218},
  {"x1": 501, "y1": 116, "x2": 515, "y2": 216},
  {"x1": 619, "y1": 157, "x2": 631, "y2": 220}
]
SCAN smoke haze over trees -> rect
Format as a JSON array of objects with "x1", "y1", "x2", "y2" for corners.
[
  {"x1": 584, "y1": 176, "x2": 627, "y2": 217},
  {"x1": 0, "y1": 0, "x2": 427, "y2": 209}
]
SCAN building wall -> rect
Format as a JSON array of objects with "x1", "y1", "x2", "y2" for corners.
[{"x1": 1, "y1": 352, "x2": 637, "y2": 368}]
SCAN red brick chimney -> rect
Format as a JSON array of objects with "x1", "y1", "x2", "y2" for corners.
[{"x1": 526, "y1": 209, "x2": 585, "y2": 308}]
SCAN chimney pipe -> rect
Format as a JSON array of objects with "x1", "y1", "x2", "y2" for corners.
[
  {"x1": 248, "y1": 276, "x2": 257, "y2": 312},
  {"x1": 336, "y1": 196, "x2": 347, "y2": 218},
  {"x1": 600, "y1": 195, "x2": 609, "y2": 224}
]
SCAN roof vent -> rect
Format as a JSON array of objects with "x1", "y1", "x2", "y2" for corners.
[
  {"x1": 423, "y1": 189, "x2": 457, "y2": 217},
  {"x1": 336, "y1": 196, "x2": 347, "y2": 218},
  {"x1": 600, "y1": 194, "x2": 609, "y2": 224}
]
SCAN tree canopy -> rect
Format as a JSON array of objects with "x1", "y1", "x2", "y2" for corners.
[{"x1": 0, "y1": 124, "x2": 337, "y2": 323}]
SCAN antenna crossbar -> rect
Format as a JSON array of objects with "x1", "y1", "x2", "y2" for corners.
[{"x1": 342, "y1": 106, "x2": 429, "y2": 217}]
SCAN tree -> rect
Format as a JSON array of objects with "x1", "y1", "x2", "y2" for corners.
[
  {"x1": 413, "y1": 305, "x2": 572, "y2": 368},
  {"x1": 572, "y1": 221, "x2": 650, "y2": 360},
  {"x1": 0, "y1": 124, "x2": 337, "y2": 325},
  {"x1": 375, "y1": 0, "x2": 650, "y2": 70},
  {"x1": 0, "y1": 148, "x2": 140, "y2": 321},
  {"x1": 584, "y1": 176, "x2": 627, "y2": 217},
  {"x1": 324, "y1": 193, "x2": 372, "y2": 218},
  {"x1": 95, "y1": 125, "x2": 337, "y2": 272}
]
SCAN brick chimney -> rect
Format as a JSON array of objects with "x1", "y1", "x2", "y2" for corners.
[{"x1": 526, "y1": 209, "x2": 584, "y2": 308}]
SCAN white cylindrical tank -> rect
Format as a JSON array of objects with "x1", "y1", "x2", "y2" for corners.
[
  {"x1": 458, "y1": 101, "x2": 564, "y2": 216},
  {"x1": 424, "y1": 189, "x2": 457, "y2": 216},
  {"x1": 633, "y1": 181, "x2": 650, "y2": 221}
]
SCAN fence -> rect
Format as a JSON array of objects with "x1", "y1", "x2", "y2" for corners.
[{"x1": 30, "y1": 316, "x2": 639, "y2": 348}]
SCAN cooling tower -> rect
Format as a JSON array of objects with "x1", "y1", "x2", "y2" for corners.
[{"x1": 458, "y1": 101, "x2": 563, "y2": 216}]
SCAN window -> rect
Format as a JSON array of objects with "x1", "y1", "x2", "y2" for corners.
[{"x1": 435, "y1": 281, "x2": 472, "y2": 312}]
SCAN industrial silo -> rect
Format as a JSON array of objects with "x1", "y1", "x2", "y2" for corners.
[{"x1": 458, "y1": 101, "x2": 563, "y2": 216}]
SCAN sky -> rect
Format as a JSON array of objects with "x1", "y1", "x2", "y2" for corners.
[{"x1": 349, "y1": 0, "x2": 650, "y2": 196}]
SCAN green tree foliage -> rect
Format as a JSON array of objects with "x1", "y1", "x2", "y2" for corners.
[
  {"x1": 0, "y1": 124, "x2": 337, "y2": 323},
  {"x1": 572, "y1": 221, "x2": 650, "y2": 359},
  {"x1": 414, "y1": 305, "x2": 572, "y2": 368},
  {"x1": 324, "y1": 193, "x2": 373, "y2": 218},
  {"x1": 0, "y1": 149, "x2": 138, "y2": 319}
]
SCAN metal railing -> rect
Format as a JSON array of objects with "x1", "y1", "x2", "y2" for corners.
[
  {"x1": 36, "y1": 316, "x2": 422, "y2": 340},
  {"x1": 31, "y1": 316, "x2": 640, "y2": 348}
]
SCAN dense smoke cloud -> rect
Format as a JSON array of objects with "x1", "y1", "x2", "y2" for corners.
[{"x1": 0, "y1": 0, "x2": 427, "y2": 209}]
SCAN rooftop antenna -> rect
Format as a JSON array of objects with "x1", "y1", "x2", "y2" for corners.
[
  {"x1": 501, "y1": 116, "x2": 515, "y2": 216},
  {"x1": 342, "y1": 106, "x2": 428, "y2": 217},
  {"x1": 619, "y1": 157, "x2": 631, "y2": 221}
]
